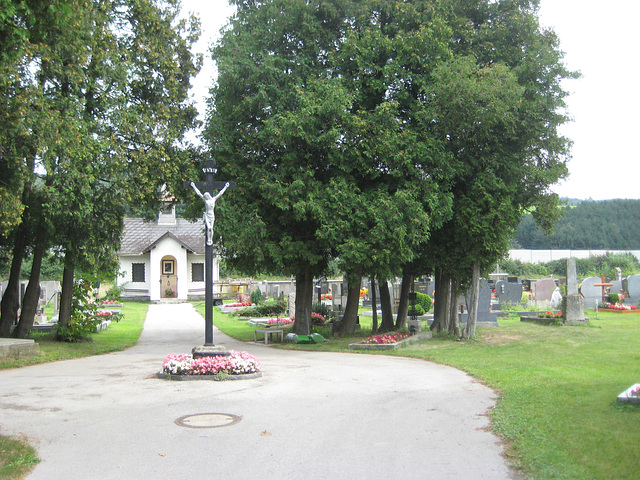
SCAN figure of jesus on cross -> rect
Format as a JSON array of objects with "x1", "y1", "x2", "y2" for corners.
[
  {"x1": 185, "y1": 159, "x2": 235, "y2": 350},
  {"x1": 190, "y1": 181, "x2": 229, "y2": 246}
]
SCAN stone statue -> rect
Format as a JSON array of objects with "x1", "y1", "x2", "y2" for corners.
[{"x1": 190, "y1": 181, "x2": 230, "y2": 246}]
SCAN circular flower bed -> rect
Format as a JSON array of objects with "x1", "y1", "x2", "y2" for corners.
[{"x1": 162, "y1": 351, "x2": 260, "y2": 378}]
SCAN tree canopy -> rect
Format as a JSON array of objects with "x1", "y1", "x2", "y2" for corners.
[
  {"x1": 0, "y1": 0, "x2": 201, "y2": 338},
  {"x1": 205, "y1": 0, "x2": 576, "y2": 337}
]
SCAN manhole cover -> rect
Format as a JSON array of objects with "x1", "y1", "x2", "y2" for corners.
[{"x1": 175, "y1": 413, "x2": 241, "y2": 429}]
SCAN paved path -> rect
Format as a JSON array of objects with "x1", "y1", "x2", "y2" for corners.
[{"x1": 1, "y1": 304, "x2": 519, "y2": 479}]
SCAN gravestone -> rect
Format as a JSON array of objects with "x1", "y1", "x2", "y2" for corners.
[
  {"x1": 563, "y1": 258, "x2": 588, "y2": 325},
  {"x1": 533, "y1": 278, "x2": 557, "y2": 302},
  {"x1": 329, "y1": 282, "x2": 342, "y2": 311},
  {"x1": 626, "y1": 274, "x2": 640, "y2": 305},
  {"x1": 461, "y1": 279, "x2": 498, "y2": 327},
  {"x1": 495, "y1": 280, "x2": 523, "y2": 305},
  {"x1": 580, "y1": 276, "x2": 604, "y2": 306},
  {"x1": 287, "y1": 292, "x2": 296, "y2": 316},
  {"x1": 610, "y1": 279, "x2": 624, "y2": 298}
]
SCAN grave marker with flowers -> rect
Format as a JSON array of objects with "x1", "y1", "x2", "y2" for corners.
[
  {"x1": 617, "y1": 383, "x2": 640, "y2": 404},
  {"x1": 348, "y1": 331, "x2": 432, "y2": 350}
]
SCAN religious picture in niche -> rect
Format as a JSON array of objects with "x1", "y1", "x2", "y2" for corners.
[{"x1": 163, "y1": 261, "x2": 174, "y2": 275}]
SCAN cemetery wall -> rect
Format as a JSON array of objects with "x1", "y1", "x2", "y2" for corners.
[{"x1": 509, "y1": 249, "x2": 640, "y2": 265}]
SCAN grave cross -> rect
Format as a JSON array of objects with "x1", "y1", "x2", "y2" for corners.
[
  {"x1": 594, "y1": 274, "x2": 614, "y2": 304},
  {"x1": 185, "y1": 159, "x2": 235, "y2": 347}
]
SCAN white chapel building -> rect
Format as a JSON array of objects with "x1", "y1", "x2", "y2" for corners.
[{"x1": 116, "y1": 204, "x2": 220, "y2": 301}]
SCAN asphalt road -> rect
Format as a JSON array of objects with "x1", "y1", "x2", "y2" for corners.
[{"x1": 0, "y1": 303, "x2": 520, "y2": 479}]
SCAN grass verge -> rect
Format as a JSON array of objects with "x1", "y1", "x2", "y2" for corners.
[
  {"x1": 0, "y1": 435, "x2": 39, "y2": 480},
  {"x1": 211, "y1": 306, "x2": 640, "y2": 480},
  {"x1": 0, "y1": 301, "x2": 149, "y2": 369}
]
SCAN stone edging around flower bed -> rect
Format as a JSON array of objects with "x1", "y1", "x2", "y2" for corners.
[
  {"x1": 348, "y1": 331, "x2": 433, "y2": 351},
  {"x1": 156, "y1": 371, "x2": 263, "y2": 381},
  {"x1": 520, "y1": 316, "x2": 563, "y2": 325},
  {"x1": 617, "y1": 383, "x2": 640, "y2": 405},
  {"x1": 599, "y1": 308, "x2": 639, "y2": 313}
]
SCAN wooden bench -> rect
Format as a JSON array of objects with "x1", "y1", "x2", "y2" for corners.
[{"x1": 254, "y1": 328, "x2": 284, "y2": 345}]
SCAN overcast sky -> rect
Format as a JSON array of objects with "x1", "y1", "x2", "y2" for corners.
[{"x1": 181, "y1": 0, "x2": 640, "y2": 201}]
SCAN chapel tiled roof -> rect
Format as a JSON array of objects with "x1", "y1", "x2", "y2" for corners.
[{"x1": 120, "y1": 217, "x2": 205, "y2": 255}]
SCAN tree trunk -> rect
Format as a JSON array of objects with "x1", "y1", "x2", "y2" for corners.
[
  {"x1": 0, "y1": 228, "x2": 28, "y2": 337},
  {"x1": 463, "y1": 263, "x2": 481, "y2": 339},
  {"x1": 57, "y1": 252, "x2": 76, "y2": 333},
  {"x1": 370, "y1": 277, "x2": 378, "y2": 334},
  {"x1": 0, "y1": 173, "x2": 33, "y2": 337},
  {"x1": 431, "y1": 267, "x2": 451, "y2": 333},
  {"x1": 334, "y1": 266, "x2": 362, "y2": 336},
  {"x1": 395, "y1": 269, "x2": 413, "y2": 330},
  {"x1": 378, "y1": 280, "x2": 395, "y2": 332},
  {"x1": 293, "y1": 267, "x2": 313, "y2": 335},
  {"x1": 13, "y1": 231, "x2": 47, "y2": 338},
  {"x1": 448, "y1": 281, "x2": 461, "y2": 337}
]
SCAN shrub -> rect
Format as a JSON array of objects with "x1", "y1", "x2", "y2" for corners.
[
  {"x1": 104, "y1": 283, "x2": 125, "y2": 301},
  {"x1": 312, "y1": 302, "x2": 329, "y2": 317},
  {"x1": 408, "y1": 303, "x2": 425, "y2": 317},
  {"x1": 236, "y1": 297, "x2": 286, "y2": 317},
  {"x1": 416, "y1": 292, "x2": 432, "y2": 313},
  {"x1": 55, "y1": 276, "x2": 101, "y2": 342},
  {"x1": 608, "y1": 293, "x2": 620, "y2": 304},
  {"x1": 250, "y1": 288, "x2": 264, "y2": 305}
]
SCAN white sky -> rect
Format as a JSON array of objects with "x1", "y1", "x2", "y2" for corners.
[{"x1": 181, "y1": 0, "x2": 640, "y2": 201}]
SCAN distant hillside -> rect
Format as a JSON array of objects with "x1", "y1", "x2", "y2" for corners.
[{"x1": 513, "y1": 199, "x2": 640, "y2": 249}]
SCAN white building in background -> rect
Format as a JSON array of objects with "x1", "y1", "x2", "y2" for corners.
[{"x1": 116, "y1": 204, "x2": 220, "y2": 301}]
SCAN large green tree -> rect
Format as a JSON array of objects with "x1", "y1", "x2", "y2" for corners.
[
  {"x1": 207, "y1": 0, "x2": 575, "y2": 339},
  {"x1": 1, "y1": 0, "x2": 201, "y2": 338},
  {"x1": 207, "y1": 0, "x2": 353, "y2": 334},
  {"x1": 320, "y1": 0, "x2": 456, "y2": 335},
  {"x1": 423, "y1": 0, "x2": 576, "y2": 337},
  {"x1": 208, "y1": 0, "x2": 456, "y2": 335}
]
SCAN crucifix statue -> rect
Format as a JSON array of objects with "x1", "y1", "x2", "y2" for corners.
[
  {"x1": 190, "y1": 181, "x2": 229, "y2": 246},
  {"x1": 185, "y1": 159, "x2": 235, "y2": 352}
]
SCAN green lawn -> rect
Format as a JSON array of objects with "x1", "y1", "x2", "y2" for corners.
[
  {"x1": 0, "y1": 301, "x2": 149, "y2": 369},
  {"x1": 211, "y1": 306, "x2": 640, "y2": 480}
]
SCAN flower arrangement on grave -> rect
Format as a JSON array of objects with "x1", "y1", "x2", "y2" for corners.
[
  {"x1": 537, "y1": 311, "x2": 563, "y2": 318},
  {"x1": 94, "y1": 310, "x2": 123, "y2": 322},
  {"x1": 162, "y1": 351, "x2": 260, "y2": 377},
  {"x1": 321, "y1": 294, "x2": 333, "y2": 300},
  {"x1": 100, "y1": 299, "x2": 120, "y2": 305},
  {"x1": 630, "y1": 385, "x2": 640, "y2": 397},
  {"x1": 164, "y1": 288, "x2": 175, "y2": 297},
  {"x1": 225, "y1": 302, "x2": 253, "y2": 308},
  {"x1": 363, "y1": 332, "x2": 410, "y2": 344},
  {"x1": 267, "y1": 317, "x2": 293, "y2": 325},
  {"x1": 290, "y1": 312, "x2": 325, "y2": 325},
  {"x1": 602, "y1": 302, "x2": 637, "y2": 311},
  {"x1": 359, "y1": 288, "x2": 368, "y2": 298}
]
